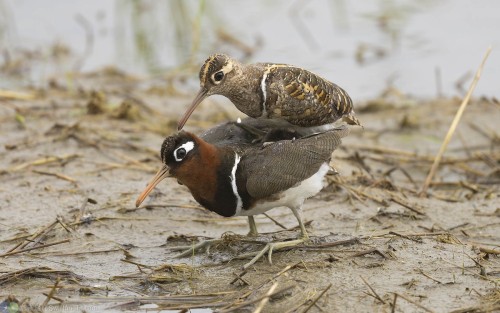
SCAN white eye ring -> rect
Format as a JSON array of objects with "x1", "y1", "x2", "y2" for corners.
[
  {"x1": 173, "y1": 141, "x2": 194, "y2": 162},
  {"x1": 212, "y1": 71, "x2": 224, "y2": 84}
]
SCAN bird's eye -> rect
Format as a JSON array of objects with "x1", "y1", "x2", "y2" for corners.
[
  {"x1": 175, "y1": 148, "x2": 186, "y2": 160},
  {"x1": 173, "y1": 141, "x2": 194, "y2": 162},
  {"x1": 214, "y1": 71, "x2": 224, "y2": 82}
]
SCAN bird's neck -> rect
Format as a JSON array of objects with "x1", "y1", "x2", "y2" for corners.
[
  {"x1": 177, "y1": 139, "x2": 241, "y2": 217},
  {"x1": 224, "y1": 64, "x2": 266, "y2": 118}
]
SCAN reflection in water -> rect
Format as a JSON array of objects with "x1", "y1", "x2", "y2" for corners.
[{"x1": 0, "y1": 0, "x2": 498, "y2": 99}]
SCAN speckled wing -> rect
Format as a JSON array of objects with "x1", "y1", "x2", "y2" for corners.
[
  {"x1": 241, "y1": 126, "x2": 349, "y2": 199},
  {"x1": 264, "y1": 66, "x2": 356, "y2": 126}
]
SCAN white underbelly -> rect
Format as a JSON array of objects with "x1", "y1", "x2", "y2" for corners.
[{"x1": 238, "y1": 162, "x2": 330, "y2": 216}]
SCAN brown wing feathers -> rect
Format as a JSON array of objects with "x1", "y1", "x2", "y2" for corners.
[{"x1": 268, "y1": 67, "x2": 353, "y2": 126}]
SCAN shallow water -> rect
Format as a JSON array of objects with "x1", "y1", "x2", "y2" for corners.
[{"x1": 1, "y1": 0, "x2": 499, "y2": 99}]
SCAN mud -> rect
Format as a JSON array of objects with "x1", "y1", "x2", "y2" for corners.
[{"x1": 0, "y1": 71, "x2": 499, "y2": 312}]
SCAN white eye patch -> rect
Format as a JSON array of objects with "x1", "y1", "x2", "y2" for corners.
[{"x1": 173, "y1": 141, "x2": 195, "y2": 162}]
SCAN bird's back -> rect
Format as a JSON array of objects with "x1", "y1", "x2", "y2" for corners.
[{"x1": 199, "y1": 118, "x2": 328, "y2": 149}]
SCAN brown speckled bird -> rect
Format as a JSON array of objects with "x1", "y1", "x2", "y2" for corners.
[{"x1": 178, "y1": 54, "x2": 360, "y2": 130}]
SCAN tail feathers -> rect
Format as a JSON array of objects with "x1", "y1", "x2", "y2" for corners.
[{"x1": 343, "y1": 111, "x2": 362, "y2": 127}]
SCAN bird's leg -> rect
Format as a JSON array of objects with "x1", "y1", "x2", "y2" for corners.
[
  {"x1": 290, "y1": 206, "x2": 309, "y2": 240},
  {"x1": 247, "y1": 216, "x2": 259, "y2": 237},
  {"x1": 173, "y1": 217, "x2": 260, "y2": 258},
  {"x1": 241, "y1": 205, "x2": 309, "y2": 269}
]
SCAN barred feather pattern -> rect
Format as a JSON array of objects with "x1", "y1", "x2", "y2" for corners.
[{"x1": 263, "y1": 65, "x2": 355, "y2": 126}]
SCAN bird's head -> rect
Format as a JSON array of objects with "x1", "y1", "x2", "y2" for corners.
[
  {"x1": 135, "y1": 131, "x2": 205, "y2": 207},
  {"x1": 178, "y1": 54, "x2": 239, "y2": 130}
]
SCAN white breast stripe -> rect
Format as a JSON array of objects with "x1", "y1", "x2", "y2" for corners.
[
  {"x1": 260, "y1": 64, "x2": 297, "y2": 117},
  {"x1": 230, "y1": 153, "x2": 243, "y2": 216},
  {"x1": 260, "y1": 67, "x2": 270, "y2": 116}
]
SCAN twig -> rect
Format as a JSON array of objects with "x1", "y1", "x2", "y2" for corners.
[
  {"x1": 301, "y1": 283, "x2": 332, "y2": 313},
  {"x1": 352, "y1": 248, "x2": 387, "y2": 259},
  {"x1": 393, "y1": 293, "x2": 435, "y2": 313},
  {"x1": 479, "y1": 247, "x2": 500, "y2": 255},
  {"x1": 0, "y1": 89, "x2": 35, "y2": 100},
  {"x1": 120, "y1": 258, "x2": 154, "y2": 269},
  {"x1": 32, "y1": 169, "x2": 77, "y2": 183},
  {"x1": 342, "y1": 184, "x2": 387, "y2": 205},
  {"x1": 389, "y1": 197, "x2": 425, "y2": 216},
  {"x1": 0, "y1": 268, "x2": 37, "y2": 285},
  {"x1": 416, "y1": 269, "x2": 443, "y2": 284},
  {"x1": 420, "y1": 47, "x2": 492, "y2": 196},
  {"x1": 360, "y1": 276, "x2": 386, "y2": 304},
  {"x1": 301, "y1": 237, "x2": 360, "y2": 249},
  {"x1": 107, "y1": 149, "x2": 157, "y2": 172},
  {"x1": 253, "y1": 282, "x2": 278, "y2": 313},
  {"x1": 345, "y1": 144, "x2": 418, "y2": 157},
  {"x1": 41, "y1": 292, "x2": 63, "y2": 303},
  {"x1": 10, "y1": 154, "x2": 79, "y2": 171},
  {"x1": 8, "y1": 220, "x2": 58, "y2": 253},
  {"x1": 37, "y1": 248, "x2": 122, "y2": 257},
  {"x1": 230, "y1": 270, "x2": 249, "y2": 285},
  {"x1": 41, "y1": 277, "x2": 60, "y2": 309},
  {"x1": 224, "y1": 264, "x2": 296, "y2": 311},
  {"x1": 263, "y1": 213, "x2": 287, "y2": 230},
  {"x1": 30, "y1": 220, "x2": 59, "y2": 248},
  {"x1": 254, "y1": 264, "x2": 295, "y2": 291},
  {"x1": 219, "y1": 285, "x2": 296, "y2": 313},
  {"x1": 391, "y1": 293, "x2": 397, "y2": 313},
  {"x1": 384, "y1": 166, "x2": 418, "y2": 189},
  {"x1": 362, "y1": 232, "x2": 448, "y2": 240},
  {"x1": 0, "y1": 239, "x2": 70, "y2": 257},
  {"x1": 447, "y1": 222, "x2": 470, "y2": 231},
  {"x1": 389, "y1": 231, "x2": 422, "y2": 243},
  {"x1": 74, "y1": 197, "x2": 97, "y2": 224},
  {"x1": 56, "y1": 217, "x2": 72, "y2": 233}
]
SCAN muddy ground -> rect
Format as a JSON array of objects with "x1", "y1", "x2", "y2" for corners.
[{"x1": 0, "y1": 70, "x2": 499, "y2": 313}]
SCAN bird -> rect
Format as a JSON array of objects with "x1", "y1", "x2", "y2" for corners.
[
  {"x1": 136, "y1": 118, "x2": 348, "y2": 268},
  {"x1": 177, "y1": 53, "x2": 361, "y2": 130}
]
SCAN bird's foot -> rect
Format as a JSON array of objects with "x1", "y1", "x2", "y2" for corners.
[
  {"x1": 247, "y1": 230, "x2": 259, "y2": 237},
  {"x1": 240, "y1": 237, "x2": 307, "y2": 269},
  {"x1": 172, "y1": 233, "x2": 245, "y2": 258},
  {"x1": 171, "y1": 239, "x2": 222, "y2": 258}
]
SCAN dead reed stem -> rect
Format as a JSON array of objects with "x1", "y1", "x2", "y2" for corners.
[
  {"x1": 252, "y1": 282, "x2": 278, "y2": 313},
  {"x1": 419, "y1": 47, "x2": 492, "y2": 196},
  {"x1": 0, "y1": 239, "x2": 70, "y2": 257}
]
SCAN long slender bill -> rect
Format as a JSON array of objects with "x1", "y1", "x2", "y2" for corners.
[
  {"x1": 177, "y1": 88, "x2": 208, "y2": 130},
  {"x1": 135, "y1": 165, "x2": 171, "y2": 207}
]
